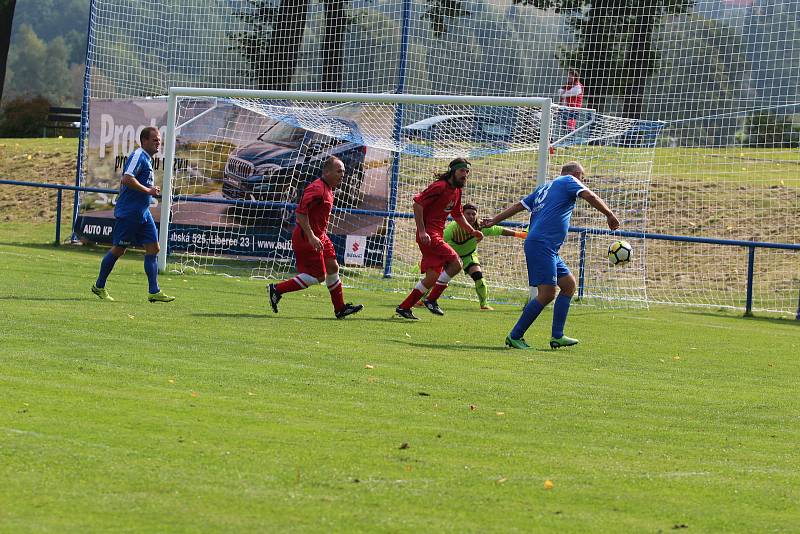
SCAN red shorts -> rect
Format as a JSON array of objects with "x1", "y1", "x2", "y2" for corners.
[
  {"x1": 417, "y1": 236, "x2": 459, "y2": 273},
  {"x1": 293, "y1": 226, "x2": 336, "y2": 279}
]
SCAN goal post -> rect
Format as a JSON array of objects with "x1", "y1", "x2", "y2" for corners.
[{"x1": 157, "y1": 88, "x2": 553, "y2": 273}]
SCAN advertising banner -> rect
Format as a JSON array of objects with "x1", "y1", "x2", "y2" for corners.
[
  {"x1": 77, "y1": 98, "x2": 390, "y2": 265},
  {"x1": 344, "y1": 235, "x2": 367, "y2": 266}
]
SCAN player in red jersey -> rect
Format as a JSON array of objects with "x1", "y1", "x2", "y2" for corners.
[
  {"x1": 395, "y1": 158, "x2": 483, "y2": 320},
  {"x1": 268, "y1": 157, "x2": 363, "y2": 319}
]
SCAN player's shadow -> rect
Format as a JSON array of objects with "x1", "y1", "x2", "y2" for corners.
[
  {"x1": 191, "y1": 312, "x2": 269, "y2": 319},
  {"x1": 3, "y1": 241, "x2": 126, "y2": 258},
  {"x1": 686, "y1": 310, "x2": 800, "y2": 327},
  {"x1": 385, "y1": 339, "x2": 508, "y2": 352},
  {"x1": 308, "y1": 316, "x2": 404, "y2": 323},
  {"x1": 0, "y1": 296, "x2": 85, "y2": 302}
]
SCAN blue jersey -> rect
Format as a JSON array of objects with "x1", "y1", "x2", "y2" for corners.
[
  {"x1": 115, "y1": 148, "x2": 154, "y2": 219},
  {"x1": 521, "y1": 174, "x2": 587, "y2": 249}
]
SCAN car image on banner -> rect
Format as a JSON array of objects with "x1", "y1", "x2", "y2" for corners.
[{"x1": 221, "y1": 118, "x2": 367, "y2": 220}]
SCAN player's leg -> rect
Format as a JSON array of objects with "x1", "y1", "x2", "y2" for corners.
[
  {"x1": 422, "y1": 243, "x2": 461, "y2": 314},
  {"x1": 396, "y1": 240, "x2": 444, "y2": 318},
  {"x1": 465, "y1": 260, "x2": 491, "y2": 310},
  {"x1": 144, "y1": 242, "x2": 174, "y2": 302},
  {"x1": 322, "y1": 242, "x2": 363, "y2": 319},
  {"x1": 93, "y1": 243, "x2": 126, "y2": 301},
  {"x1": 137, "y1": 215, "x2": 174, "y2": 303},
  {"x1": 396, "y1": 267, "x2": 437, "y2": 319},
  {"x1": 93, "y1": 216, "x2": 139, "y2": 300},
  {"x1": 507, "y1": 241, "x2": 557, "y2": 348},
  {"x1": 410, "y1": 261, "x2": 430, "y2": 308},
  {"x1": 550, "y1": 261, "x2": 578, "y2": 348},
  {"x1": 268, "y1": 231, "x2": 321, "y2": 313}
]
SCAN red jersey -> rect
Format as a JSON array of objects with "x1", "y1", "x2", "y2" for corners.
[
  {"x1": 413, "y1": 179, "x2": 463, "y2": 238},
  {"x1": 295, "y1": 178, "x2": 334, "y2": 238},
  {"x1": 561, "y1": 81, "x2": 584, "y2": 108}
]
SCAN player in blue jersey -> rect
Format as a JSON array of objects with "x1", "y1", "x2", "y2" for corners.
[
  {"x1": 481, "y1": 161, "x2": 619, "y2": 349},
  {"x1": 91, "y1": 126, "x2": 175, "y2": 303}
]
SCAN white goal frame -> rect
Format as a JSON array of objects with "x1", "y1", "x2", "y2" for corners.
[{"x1": 157, "y1": 88, "x2": 552, "y2": 271}]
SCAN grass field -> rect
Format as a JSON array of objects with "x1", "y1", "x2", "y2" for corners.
[{"x1": 1, "y1": 223, "x2": 799, "y2": 532}]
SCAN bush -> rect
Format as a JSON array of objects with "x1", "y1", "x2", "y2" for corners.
[
  {"x1": 0, "y1": 96, "x2": 51, "y2": 137},
  {"x1": 738, "y1": 111, "x2": 799, "y2": 148}
]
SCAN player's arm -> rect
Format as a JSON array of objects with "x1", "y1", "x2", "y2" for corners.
[
  {"x1": 412, "y1": 201, "x2": 431, "y2": 246},
  {"x1": 121, "y1": 173, "x2": 160, "y2": 196},
  {"x1": 453, "y1": 212, "x2": 482, "y2": 242},
  {"x1": 480, "y1": 201, "x2": 526, "y2": 228},
  {"x1": 499, "y1": 227, "x2": 527, "y2": 239},
  {"x1": 578, "y1": 189, "x2": 619, "y2": 230},
  {"x1": 296, "y1": 212, "x2": 322, "y2": 251},
  {"x1": 479, "y1": 224, "x2": 523, "y2": 239}
]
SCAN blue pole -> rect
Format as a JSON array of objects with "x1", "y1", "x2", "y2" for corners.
[
  {"x1": 577, "y1": 230, "x2": 587, "y2": 300},
  {"x1": 55, "y1": 189, "x2": 63, "y2": 245},
  {"x1": 71, "y1": 0, "x2": 98, "y2": 242},
  {"x1": 745, "y1": 245, "x2": 755, "y2": 317},
  {"x1": 383, "y1": 0, "x2": 411, "y2": 278}
]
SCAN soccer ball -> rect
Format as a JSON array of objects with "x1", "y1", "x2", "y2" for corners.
[{"x1": 608, "y1": 240, "x2": 632, "y2": 265}]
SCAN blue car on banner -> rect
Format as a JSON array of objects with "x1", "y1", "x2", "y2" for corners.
[{"x1": 221, "y1": 118, "x2": 367, "y2": 218}]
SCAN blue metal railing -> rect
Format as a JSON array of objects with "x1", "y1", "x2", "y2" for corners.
[{"x1": 2, "y1": 178, "x2": 798, "y2": 320}]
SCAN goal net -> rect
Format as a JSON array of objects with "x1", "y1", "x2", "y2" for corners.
[
  {"x1": 79, "y1": 0, "x2": 799, "y2": 315},
  {"x1": 157, "y1": 90, "x2": 660, "y2": 306}
]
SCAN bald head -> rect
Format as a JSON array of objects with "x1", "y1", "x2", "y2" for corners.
[
  {"x1": 321, "y1": 156, "x2": 345, "y2": 189},
  {"x1": 323, "y1": 156, "x2": 343, "y2": 173},
  {"x1": 561, "y1": 161, "x2": 585, "y2": 179}
]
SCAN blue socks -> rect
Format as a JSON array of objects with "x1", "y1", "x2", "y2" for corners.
[
  {"x1": 97, "y1": 251, "x2": 160, "y2": 294},
  {"x1": 96, "y1": 251, "x2": 119, "y2": 288},
  {"x1": 551, "y1": 294, "x2": 572, "y2": 339},
  {"x1": 510, "y1": 299, "x2": 544, "y2": 340},
  {"x1": 144, "y1": 254, "x2": 160, "y2": 294}
]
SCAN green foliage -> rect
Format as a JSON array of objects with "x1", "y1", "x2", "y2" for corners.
[
  {"x1": 738, "y1": 111, "x2": 799, "y2": 148},
  {"x1": 0, "y1": 95, "x2": 50, "y2": 136},
  {"x1": 11, "y1": 0, "x2": 88, "y2": 43},
  {"x1": 512, "y1": 0, "x2": 694, "y2": 117},
  {"x1": 655, "y1": 15, "x2": 749, "y2": 145},
  {"x1": 4, "y1": 1, "x2": 88, "y2": 105},
  {"x1": 5, "y1": 24, "x2": 74, "y2": 105},
  {"x1": 422, "y1": 0, "x2": 472, "y2": 38},
  {"x1": 228, "y1": 0, "x2": 310, "y2": 90}
]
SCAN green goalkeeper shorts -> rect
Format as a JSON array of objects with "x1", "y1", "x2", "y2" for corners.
[{"x1": 461, "y1": 251, "x2": 480, "y2": 274}]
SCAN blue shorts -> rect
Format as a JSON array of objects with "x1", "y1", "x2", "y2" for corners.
[
  {"x1": 524, "y1": 239, "x2": 571, "y2": 287},
  {"x1": 112, "y1": 211, "x2": 158, "y2": 247}
]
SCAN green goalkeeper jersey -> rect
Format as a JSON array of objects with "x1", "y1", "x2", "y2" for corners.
[{"x1": 443, "y1": 221, "x2": 505, "y2": 257}]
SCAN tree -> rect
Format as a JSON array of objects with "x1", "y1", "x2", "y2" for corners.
[
  {"x1": 0, "y1": 0, "x2": 16, "y2": 103},
  {"x1": 231, "y1": 0, "x2": 354, "y2": 92},
  {"x1": 229, "y1": 0, "x2": 310, "y2": 90},
  {"x1": 422, "y1": 0, "x2": 471, "y2": 38},
  {"x1": 7, "y1": 25, "x2": 72, "y2": 104},
  {"x1": 513, "y1": 0, "x2": 693, "y2": 118},
  {"x1": 321, "y1": 0, "x2": 349, "y2": 92}
]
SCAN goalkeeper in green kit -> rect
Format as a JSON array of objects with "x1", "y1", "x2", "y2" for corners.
[{"x1": 442, "y1": 203, "x2": 527, "y2": 310}]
